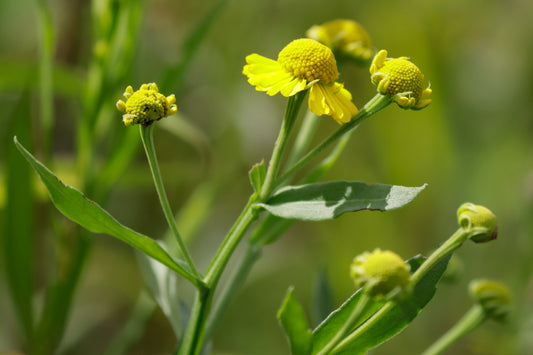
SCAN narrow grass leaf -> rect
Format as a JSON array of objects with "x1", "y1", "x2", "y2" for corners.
[
  {"x1": 278, "y1": 287, "x2": 313, "y2": 355},
  {"x1": 257, "y1": 181, "x2": 427, "y2": 221},
  {"x1": 3, "y1": 94, "x2": 35, "y2": 341},
  {"x1": 14, "y1": 137, "x2": 197, "y2": 284}
]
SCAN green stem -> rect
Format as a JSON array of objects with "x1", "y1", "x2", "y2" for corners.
[
  {"x1": 330, "y1": 301, "x2": 395, "y2": 354},
  {"x1": 317, "y1": 292, "x2": 372, "y2": 355},
  {"x1": 421, "y1": 305, "x2": 486, "y2": 355},
  {"x1": 273, "y1": 93, "x2": 391, "y2": 191},
  {"x1": 36, "y1": 0, "x2": 55, "y2": 163},
  {"x1": 204, "y1": 243, "x2": 262, "y2": 340},
  {"x1": 331, "y1": 227, "x2": 473, "y2": 354},
  {"x1": 259, "y1": 92, "x2": 306, "y2": 200},
  {"x1": 411, "y1": 228, "x2": 470, "y2": 285},
  {"x1": 140, "y1": 124, "x2": 201, "y2": 280},
  {"x1": 181, "y1": 94, "x2": 305, "y2": 354},
  {"x1": 285, "y1": 109, "x2": 320, "y2": 168}
]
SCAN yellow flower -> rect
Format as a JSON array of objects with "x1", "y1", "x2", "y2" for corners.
[
  {"x1": 116, "y1": 83, "x2": 177, "y2": 126},
  {"x1": 243, "y1": 38, "x2": 358, "y2": 125},
  {"x1": 306, "y1": 19, "x2": 373, "y2": 62},
  {"x1": 370, "y1": 50, "x2": 432, "y2": 110},
  {"x1": 350, "y1": 249, "x2": 411, "y2": 300}
]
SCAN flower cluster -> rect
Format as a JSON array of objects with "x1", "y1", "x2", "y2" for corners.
[
  {"x1": 370, "y1": 50, "x2": 432, "y2": 110},
  {"x1": 243, "y1": 38, "x2": 358, "y2": 125},
  {"x1": 116, "y1": 83, "x2": 177, "y2": 126},
  {"x1": 306, "y1": 19, "x2": 373, "y2": 62}
]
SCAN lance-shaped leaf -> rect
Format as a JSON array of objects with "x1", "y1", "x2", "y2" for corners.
[
  {"x1": 14, "y1": 137, "x2": 199, "y2": 285},
  {"x1": 278, "y1": 287, "x2": 313, "y2": 355},
  {"x1": 256, "y1": 181, "x2": 427, "y2": 221},
  {"x1": 311, "y1": 255, "x2": 450, "y2": 355}
]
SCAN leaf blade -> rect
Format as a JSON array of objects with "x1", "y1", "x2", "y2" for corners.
[
  {"x1": 257, "y1": 181, "x2": 427, "y2": 221},
  {"x1": 278, "y1": 287, "x2": 313, "y2": 355},
  {"x1": 14, "y1": 137, "x2": 198, "y2": 284}
]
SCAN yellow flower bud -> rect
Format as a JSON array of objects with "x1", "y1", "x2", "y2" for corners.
[
  {"x1": 457, "y1": 203, "x2": 497, "y2": 243},
  {"x1": 469, "y1": 279, "x2": 512, "y2": 321},
  {"x1": 370, "y1": 49, "x2": 432, "y2": 110},
  {"x1": 350, "y1": 249, "x2": 411, "y2": 300},
  {"x1": 306, "y1": 19, "x2": 373, "y2": 62},
  {"x1": 116, "y1": 83, "x2": 177, "y2": 126}
]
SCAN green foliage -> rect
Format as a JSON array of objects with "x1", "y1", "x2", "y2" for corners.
[
  {"x1": 257, "y1": 182, "x2": 427, "y2": 221},
  {"x1": 278, "y1": 287, "x2": 313, "y2": 355},
  {"x1": 14, "y1": 137, "x2": 198, "y2": 284}
]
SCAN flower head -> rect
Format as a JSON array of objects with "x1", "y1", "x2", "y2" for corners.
[
  {"x1": 306, "y1": 19, "x2": 373, "y2": 62},
  {"x1": 370, "y1": 50, "x2": 432, "y2": 110},
  {"x1": 116, "y1": 83, "x2": 177, "y2": 126},
  {"x1": 469, "y1": 279, "x2": 512, "y2": 321},
  {"x1": 457, "y1": 203, "x2": 498, "y2": 243},
  {"x1": 350, "y1": 249, "x2": 411, "y2": 300},
  {"x1": 243, "y1": 38, "x2": 358, "y2": 125}
]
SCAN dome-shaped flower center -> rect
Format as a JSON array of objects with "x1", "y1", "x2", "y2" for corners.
[
  {"x1": 379, "y1": 58, "x2": 424, "y2": 99},
  {"x1": 123, "y1": 90, "x2": 171, "y2": 125},
  {"x1": 278, "y1": 38, "x2": 339, "y2": 84}
]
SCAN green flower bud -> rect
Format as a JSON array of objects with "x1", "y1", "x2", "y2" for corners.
[
  {"x1": 469, "y1": 279, "x2": 512, "y2": 322},
  {"x1": 350, "y1": 249, "x2": 411, "y2": 300},
  {"x1": 457, "y1": 203, "x2": 497, "y2": 243},
  {"x1": 116, "y1": 83, "x2": 177, "y2": 126}
]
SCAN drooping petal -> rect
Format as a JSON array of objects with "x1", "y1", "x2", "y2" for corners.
[
  {"x1": 243, "y1": 54, "x2": 303, "y2": 96},
  {"x1": 308, "y1": 82, "x2": 358, "y2": 124}
]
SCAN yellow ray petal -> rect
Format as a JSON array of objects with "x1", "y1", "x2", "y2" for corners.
[{"x1": 308, "y1": 82, "x2": 358, "y2": 124}]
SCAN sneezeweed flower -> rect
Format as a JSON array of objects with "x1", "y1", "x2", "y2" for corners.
[
  {"x1": 350, "y1": 249, "x2": 411, "y2": 300},
  {"x1": 370, "y1": 49, "x2": 432, "y2": 110},
  {"x1": 116, "y1": 83, "x2": 177, "y2": 126},
  {"x1": 457, "y1": 203, "x2": 498, "y2": 243},
  {"x1": 243, "y1": 38, "x2": 358, "y2": 125},
  {"x1": 306, "y1": 19, "x2": 373, "y2": 62},
  {"x1": 469, "y1": 279, "x2": 512, "y2": 322}
]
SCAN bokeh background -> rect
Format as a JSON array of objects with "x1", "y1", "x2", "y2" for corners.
[{"x1": 1, "y1": 0, "x2": 533, "y2": 354}]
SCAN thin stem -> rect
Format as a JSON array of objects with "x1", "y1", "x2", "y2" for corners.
[
  {"x1": 331, "y1": 227, "x2": 473, "y2": 354},
  {"x1": 317, "y1": 292, "x2": 372, "y2": 355},
  {"x1": 182, "y1": 94, "x2": 305, "y2": 354},
  {"x1": 273, "y1": 94, "x2": 391, "y2": 191},
  {"x1": 421, "y1": 305, "x2": 486, "y2": 355},
  {"x1": 177, "y1": 286, "x2": 211, "y2": 355},
  {"x1": 204, "y1": 244, "x2": 262, "y2": 340},
  {"x1": 140, "y1": 124, "x2": 201, "y2": 279},
  {"x1": 331, "y1": 301, "x2": 395, "y2": 354},
  {"x1": 259, "y1": 92, "x2": 306, "y2": 200},
  {"x1": 411, "y1": 228, "x2": 469, "y2": 285},
  {"x1": 285, "y1": 109, "x2": 320, "y2": 168}
]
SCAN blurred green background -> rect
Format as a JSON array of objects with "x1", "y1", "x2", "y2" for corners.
[{"x1": 1, "y1": 0, "x2": 533, "y2": 354}]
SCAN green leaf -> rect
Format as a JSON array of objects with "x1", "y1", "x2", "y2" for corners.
[
  {"x1": 13, "y1": 137, "x2": 198, "y2": 285},
  {"x1": 136, "y1": 251, "x2": 182, "y2": 338},
  {"x1": 323, "y1": 255, "x2": 450, "y2": 355},
  {"x1": 256, "y1": 181, "x2": 427, "y2": 221},
  {"x1": 311, "y1": 290, "x2": 384, "y2": 354},
  {"x1": 249, "y1": 160, "x2": 266, "y2": 194},
  {"x1": 3, "y1": 94, "x2": 35, "y2": 341},
  {"x1": 278, "y1": 287, "x2": 313, "y2": 355}
]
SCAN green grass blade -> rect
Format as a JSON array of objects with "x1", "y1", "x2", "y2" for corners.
[
  {"x1": 160, "y1": 0, "x2": 230, "y2": 92},
  {"x1": 13, "y1": 137, "x2": 200, "y2": 286},
  {"x1": 3, "y1": 94, "x2": 35, "y2": 343}
]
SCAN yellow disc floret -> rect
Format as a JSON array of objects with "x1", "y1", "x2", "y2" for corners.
[
  {"x1": 278, "y1": 39, "x2": 339, "y2": 84},
  {"x1": 116, "y1": 83, "x2": 177, "y2": 126},
  {"x1": 370, "y1": 50, "x2": 432, "y2": 110},
  {"x1": 350, "y1": 249, "x2": 411, "y2": 300}
]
